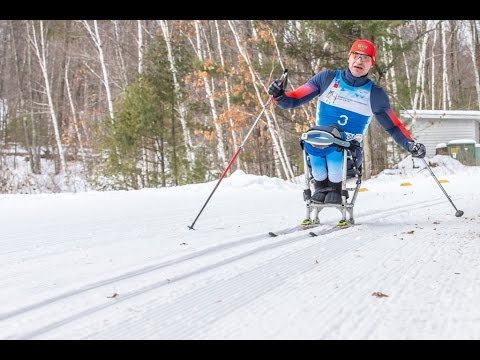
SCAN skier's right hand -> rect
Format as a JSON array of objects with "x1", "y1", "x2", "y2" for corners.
[
  {"x1": 408, "y1": 142, "x2": 426, "y2": 158},
  {"x1": 268, "y1": 79, "x2": 286, "y2": 100}
]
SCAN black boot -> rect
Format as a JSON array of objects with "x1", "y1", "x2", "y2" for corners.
[
  {"x1": 311, "y1": 179, "x2": 329, "y2": 203},
  {"x1": 324, "y1": 181, "x2": 343, "y2": 204}
]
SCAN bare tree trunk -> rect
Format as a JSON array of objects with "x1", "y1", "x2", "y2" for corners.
[
  {"x1": 81, "y1": 79, "x2": 91, "y2": 144},
  {"x1": 158, "y1": 20, "x2": 195, "y2": 163},
  {"x1": 137, "y1": 20, "x2": 144, "y2": 75},
  {"x1": 268, "y1": 23, "x2": 313, "y2": 122},
  {"x1": 468, "y1": 20, "x2": 480, "y2": 110},
  {"x1": 81, "y1": 20, "x2": 115, "y2": 122},
  {"x1": 250, "y1": 20, "x2": 263, "y2": 66},
  {"x1": 413, "y1": 20, "x2": 431, "y2": 111},
  {"x1": 431, "y1": 21, "x2": 439, "y2": 109},
  {"x1": 141, "y1": 139, "x2": 148, "y2": 188},
  {"x1": 382, "y1": 33, "x2": 401, "y2": 166},
  {"x1": 55, "y1": 20, "x2": 69, "y2": 174},
  {"x1": 214, "y1": 20, "x2": 241, "y2": 169},
  {"x1": 441, "y1": 21, "x2": 452, "y2": 110},
  {"x1": 135, "y1": 21, "x2": 148, "y2": 186},
  {"x1": 28, "y1": 20, "x2": 67, "y2": 174},
  {"x1": 253, "y1": 22, "x2": 296, "y2": 178},
  {"x1": 449, "y1": 21, "x2": 463, "y2": 108},
  {"x1": 65, "y1": 58, "x2": 86, "y2": 163},
  {"x1": 363, "y1": 128, "x2": 372, "y2": 180},
  {"x1": 228, "y1": 20, "x2": 293, "y2": 180},
  {"x1": 368, "y1": 119, "x2": 387, "y2": 176},
  {"x1": 27, "y1": 39, "x2": 41, "y2": 174},
  {"x1": 112, "y1": 20, "x2": 129, "y2": 89},
  {"x1": 193, "y1": 20, "x2": 226, "y2": 166},
  {"x1": 10, "y1": 20, "x2": 40, "y2": 174}
]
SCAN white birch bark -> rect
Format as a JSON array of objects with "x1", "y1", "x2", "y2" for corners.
[
  {"x1": 81, "y1": 79, "x2": 91, "y2": 144},
  {"x1": 194, "y1": 20, "x2": 226, "y2": 165},
  {"x1": 250, "y1": 20, "x2": 263, "y2": 66},
  {"x1": 137, "y1": 20, "x2": 144, "y2": 75},
  {"x1": 382, "y1": 34, "x2": 400, "y2": 166},
  {"x1": 468, "y1": 20, "x2": 480, "y2": 110},
  {"x1": 137, "y1": 21, "x2": 147, "y2": 184},
  {"x1": 441, "y1": 21, "x2": 452, "y2": 110},
  {"x1": 214, "y1": 20, "x2": 241, "y2": 168},
  {"x1": 10, "y1": 20, "x2": 41, "y2": 174},
  {"x1": 112, "y1": 20, "x2": 128, "y2": 89},
  {"x1": 431, "y1": 22, "x2": 438, "y2": 109},
  {"x1": 268, "y1": 23, "x2": 312, "y2": 122},
  {"x1": 81, "y1": 20, "x2": 115, "y2": 122},
  {"x1": 256, "y1": 24, "x2": 295, "y2": 179},
  {"x1": 28, "y1": 20, "x2": 67, "y2": 173},
  {"x1": 65, "y1": 58, "x2": 86, "y2": 163},
  {"x1": 228, "y1": 20, "x2": 292, "y2": 180},
  {"x1": 420, "y1": 47, "x2": 427, "y2": 109},
  {"x1": 413, "y1": 20, "x2": 432, "y2": 111},
  {"x1": 158, "y1": 20, "x2": 195, "y2": 163}
]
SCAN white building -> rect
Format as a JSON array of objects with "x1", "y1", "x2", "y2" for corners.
[{"x1": 400, "y1": 110, "x2": 480, "y2": 158}]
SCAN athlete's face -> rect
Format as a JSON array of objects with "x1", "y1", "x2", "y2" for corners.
[{"x1": 348, "y1": 51, "x2": 373, "y2": 77}]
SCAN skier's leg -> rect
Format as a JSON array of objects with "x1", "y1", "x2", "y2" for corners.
[
  {"x1": 324, "y1": 150, "x2": 344, "y2": 204},
  {"x1": 309, "y1": 154, "x2": 329, "y2": 203}
]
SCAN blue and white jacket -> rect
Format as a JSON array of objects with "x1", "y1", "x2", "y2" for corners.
[{"x1": 275, "y1": 69, "x2": 412, "y2": 151}]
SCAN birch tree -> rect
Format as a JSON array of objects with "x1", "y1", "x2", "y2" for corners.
[
  {"x1": 65, "y1": 58, "x2": 86, "y2": 163},
  {"x1": 467, "y1": 20, "x2": 480, "y2": 110},
  {"x1": 81, "y1": 20, "x2": 115, "y2": 121},
  {"x1": 214, "y1": 20, "x2": 241, "y2": 168},
  {"x1": 193, "y1": 20, "x2": 226, "y2": 166},
  {"x1": 381, "y1": 33, "x2": 401, "y2": 166},
  {"x1": 158, "y1": 20, "x2": 195, "y2": 163},
  {"x1": 112, "y1": 20, "x2": 129, "y2": 89},
  {"x1": 137, "y1": 20, "x2": 144, "y2": 75},
  {"x1": 28, "y1": 20, "x2": 67, "y2": 174},
  {"x1": 267, "y1": 23, "x2": 313, "y2": 123},
  {"x1": 228, "y1": 20, "x2": 294, "y2": 180},
  {"x1": 251, "y1": 21, "x2": 295, "y2": 176},
  {"x1": 441, "y1": 21, "x2": 452, "y2": 110},
  {"x1": 431, "y1": 21, "x2": 439, "y2": 109},
  {"x1": 10, "y1": 21, "x2": 41, "y2": 174},
  {"x1": 412, "y1": 20, "x2": 432, "y2": 111}
]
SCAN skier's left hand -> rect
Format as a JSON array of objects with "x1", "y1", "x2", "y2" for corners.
[
  {"x1": 408, "y1": 142, "x2": 426, "y2": 158},
  {"x1": 268, "y1": 79, "x2": 286, "y2": 99}
]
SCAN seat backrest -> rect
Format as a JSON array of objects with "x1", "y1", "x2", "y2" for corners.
[{"x1": 346, "y1": 143, "x2": 362, "y2": 178}]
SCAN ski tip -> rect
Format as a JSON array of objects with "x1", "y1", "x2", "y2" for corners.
[
  {"x1": 268, "y1": 232, "x2": 278, "y2": 237},
  {"x1": 309, "y1": 232, "x2": 318, "y2": 237}
]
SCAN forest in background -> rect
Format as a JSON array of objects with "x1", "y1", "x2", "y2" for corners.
[{"x1": 0, "y1": 20, "x2": 479, "y2": 193}]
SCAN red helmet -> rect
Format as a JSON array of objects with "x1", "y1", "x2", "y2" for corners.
[{"x1": 350, "y1": 39, "x2": 376, "y2": 64}]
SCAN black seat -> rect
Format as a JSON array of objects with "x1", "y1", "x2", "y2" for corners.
[{"x1": 346, "y1": 141, "x2": 362, "y2": 178}]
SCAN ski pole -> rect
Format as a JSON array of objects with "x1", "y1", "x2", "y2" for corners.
[
  {"x1": 188, "y1": 70, "x2": 288, "y2": 230},
  {"x1": 420, "y1": 157, "x2": 464, "y2": 217}
]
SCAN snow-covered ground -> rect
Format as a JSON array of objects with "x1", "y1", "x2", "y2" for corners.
[{"x1": 1, "y1": 155, "x2": 479, "y2": 339}]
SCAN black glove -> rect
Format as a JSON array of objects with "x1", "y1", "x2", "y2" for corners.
[
  {"x1": 408, "y1": 142, "x2": 426, "y2": 158},
  {"x1": 268, "y1": 79, "x2": 286, "y2": 99}
]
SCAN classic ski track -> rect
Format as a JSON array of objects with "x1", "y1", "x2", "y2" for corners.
[{"x1": 4, "y1": 197, "x2": 448, "y2": 339}]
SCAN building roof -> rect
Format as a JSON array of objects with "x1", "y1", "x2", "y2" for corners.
[
  {"x1": 400, "y1": 110, "x2": 480, "y2": 121},
  {"x1": 448, "y1": 139, "x2": 476, "y2": 145}
]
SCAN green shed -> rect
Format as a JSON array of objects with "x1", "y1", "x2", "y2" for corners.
[
  {"x1": 476, "y1": 144, "x2": 480, "y2": 166},
  {"x1": 447, "y1": 139, "x2": 477, "y2": 166}
]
